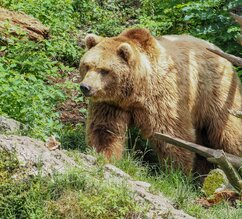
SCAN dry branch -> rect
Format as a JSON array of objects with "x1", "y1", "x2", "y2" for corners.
[
  {"x1": 207, "y1": 48, "x2": 242, "y2": 68},
  {"x1": 154, "y1": 132, "x2": 242, "y2": 170},
  {"x1": 0, "y1": 7, "x2": 49, "y2": 41},
  {"x1": 230, "y1": 12, "x2": 242, "y2": 45},
  {"x1": 207, "y1": 151, "x2": 242, "y2": 193},
  {"x1": 230, "y1": 12, "x2": 242, "y2": 27}
]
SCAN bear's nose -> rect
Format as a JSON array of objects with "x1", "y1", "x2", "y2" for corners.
[{"x1": 80, "y1": 83, "x2": 91, "y2": 96}]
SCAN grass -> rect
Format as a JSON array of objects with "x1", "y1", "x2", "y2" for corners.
[
  {"x1": 0, "y1": 151, "x2": 146, "y2": 219},
  {"x1": 1, "y1": 130, "x2": 242, "y2": 219},
  {"x1": 61, "y1": 132, "x2": 242, "y2": 219},
  {"x1": 59, "y1": 124, "x2": 87, "y2": 152},
  {"x1": 113, "y1": 149, "x2": 242, "y2": 219}
]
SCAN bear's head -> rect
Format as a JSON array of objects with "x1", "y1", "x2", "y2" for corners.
[{"x1": 79, "y1": 28, "x2": 157, "y2": 105}]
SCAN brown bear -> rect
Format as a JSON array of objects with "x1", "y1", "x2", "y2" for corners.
[{"x1": 79, "y1": 28, "x2": 242, "y2": 175}]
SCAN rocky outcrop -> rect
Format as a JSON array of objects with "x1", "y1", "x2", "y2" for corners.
[{"x1": 0, "y1": 116, "x2": 194, "y2": 218}]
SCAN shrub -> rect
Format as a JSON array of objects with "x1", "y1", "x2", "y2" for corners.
[
  {"x1": 140, "y1": 0, "x2": 242, "y2": 54},
  {"x1": 0, "y1": 64, "x2": 64, "y2": 139},
  {"x1": 0, "y1": 0, "x2": 82, "y2": 139}
]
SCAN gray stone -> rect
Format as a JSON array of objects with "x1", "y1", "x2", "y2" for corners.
[
  {"x1": 105, "y1": 163, "x2": 131, "y2": 179},
  {"x1": 133, "y1": 180, "x2": 151, "y2": 189},
  {"x1": 130, "y1": 181, "x2": 194, "y2": 219},
  {"x1": 0, "y1": 134, "x2": 194, "y2": 219},
  {"x1": 79, "y1": 153, "x2": 97, "y2": 166},
  {"x1": 0, "y1": 116, "x2": 21, "y2": 134},
  {"x1": 0, "y1": 134, "x2": 78, "y2": 177}
]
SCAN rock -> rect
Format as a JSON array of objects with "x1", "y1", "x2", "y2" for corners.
[
  {"x1": 0, "y1": 116, "x2": 21, "y2": 134},
  {"x1": 79, "y1": 153, "x2": 97, "y2": 166},
  {"x1": 202, "y1": 169, "x2": 229, "y2": 197},
  {"x1": 0, "y1": 135, "x2": 78, "y2": 177},
  {"x1": 0, "y1": 134, "x2": 194, "y2": 219},
  {"x1": 105, "y1": 163, "x2": 131, "y2": 179},
  {"x1": 131, "y1": 181, "x2": 193, "y2": 219},
  {"x1": 133, "y1": 180, "x2": 151, "y2": 189}
]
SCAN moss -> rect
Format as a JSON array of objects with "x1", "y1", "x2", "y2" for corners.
[
  {"x1": 0, "y1": 153, "x2": 146, "y2": 219},
  {"x1": 202, "y1": 169, "x2": 228, "y2": 197},
  {"x1": 0, "y1": 150, "x2": 19, "y2": 183},
  {"x1": 46, "y1": 182, "x2": 145, "y2": 219}
]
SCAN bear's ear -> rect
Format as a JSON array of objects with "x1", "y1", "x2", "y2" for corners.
[
  {"x1": 85, "y1": 34, "x2": 103, "y2": 50},
  {"x1": 120, "y1": 28, "x2": 152, "y2": 47},
  {"x1": 117, "y1": 43, "x2": 133, "y2": 62}
]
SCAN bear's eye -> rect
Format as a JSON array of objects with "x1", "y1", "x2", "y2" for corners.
[
  {"x1": 80, "y1": 66, "x2": 88, "y2": 74},
  {"x1": 83, "y1": 65, "x2": 89, "y2": 72},
  {"x1": 99, "y1": 69, "x2": 109, "y2": 75}
]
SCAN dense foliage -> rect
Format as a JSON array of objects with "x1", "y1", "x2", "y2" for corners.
[
  {"x1": 0, "y1": 0, "x2": 241, "y2": 139},
  {"x1": 140, "y1": 0, "x2": 242, "y2": 54}
]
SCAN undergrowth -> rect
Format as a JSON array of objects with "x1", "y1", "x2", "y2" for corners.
[
  {"x1": 114, "y1": 151, "x2": 242, "y2": 219},
  {"x1": 0, "y1": 151, "x2": 146, "y2": 219},
  {"x1": 0, "y1": 0, "x2": 83, "y2": 139},
  {"x1": 1, "y1": 149, "x2": 241, "y2": 219}
]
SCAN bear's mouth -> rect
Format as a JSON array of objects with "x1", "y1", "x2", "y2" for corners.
[
  {"x1": 82, "y1": 90, "x2": 97, "y2": 97},
  {"x1": 84, "y1": 92, "x2": 93, "y2": 97}
]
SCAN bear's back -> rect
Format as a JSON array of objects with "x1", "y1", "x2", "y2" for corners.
[
  {"x1": 156, "y1": 34, "x2": 242, "y2": 123},
  {"x1": 159, "y1": 34, "x2": 219, "y2": 51},
  {"x1": 156, "y1": 34, "x2": 233, "y2": 82}
]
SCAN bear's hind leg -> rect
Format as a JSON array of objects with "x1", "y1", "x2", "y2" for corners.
[
  {"x1": 154, "y1": 126, "x2": 196, "y2": 175},
  {"x1": 208, "y1": 113, "x2": 242, "y2": 156},
  {"x1": 193, "y1": 114, "x2": 242, "y2": 180},
  {"x1": 205, "y1": 69, "x2": 242, "y2": 156},
  {"x1": 193, "y1": 126, "x2": 215, "y2": 178}
]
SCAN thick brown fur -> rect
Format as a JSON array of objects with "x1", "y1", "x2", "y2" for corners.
[{"x1": 79, "y1": 28, "x2": 242, "y2": 175}]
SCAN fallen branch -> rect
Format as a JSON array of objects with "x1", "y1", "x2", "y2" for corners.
[
  {"x1": 207, "y1": 151, "x2": 242, "y2": 193},
  {"x1": 154, "y1": 132, "x2": 242, "y2": 170},
  {"x1": 207, "y1": 48, "x2": 242, "y2": 68},
  {"x1": 230, "y1": 12, "x2": 242, "y2": 28},
  {"x1": 230, "y1": 12, "x2": 242, "y2": 45}
]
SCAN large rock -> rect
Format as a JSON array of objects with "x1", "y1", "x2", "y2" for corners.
[{"x1": 0, "y1": 134, "x2": 194, "y2": 219}]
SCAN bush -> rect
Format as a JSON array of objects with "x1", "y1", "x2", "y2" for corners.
[
  {"x1": 0, "y1": 0, "x2": 82, "y2": 139},
  {"x1": 73, "y1": 0, "x2": 139, "y2": 36},
  {"x1": 0, "y1": 65, "x2": 64, "y2": 139},
  {"x1": 140, "y1": 0, "x2": 242, "y2": 54}
]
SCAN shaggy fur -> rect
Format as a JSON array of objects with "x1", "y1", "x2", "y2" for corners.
[{"x1": 79, "y1": 28, "x2": 242, "y2": 175}]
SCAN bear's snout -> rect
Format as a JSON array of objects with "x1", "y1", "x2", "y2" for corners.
[{"x1": 80, "y1": 83, "x2": 92, "y2": 96}]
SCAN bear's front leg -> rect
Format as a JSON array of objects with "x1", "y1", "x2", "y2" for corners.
[{"x1": 86, "y1": 102, "x2": 130, "y2": 160}]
